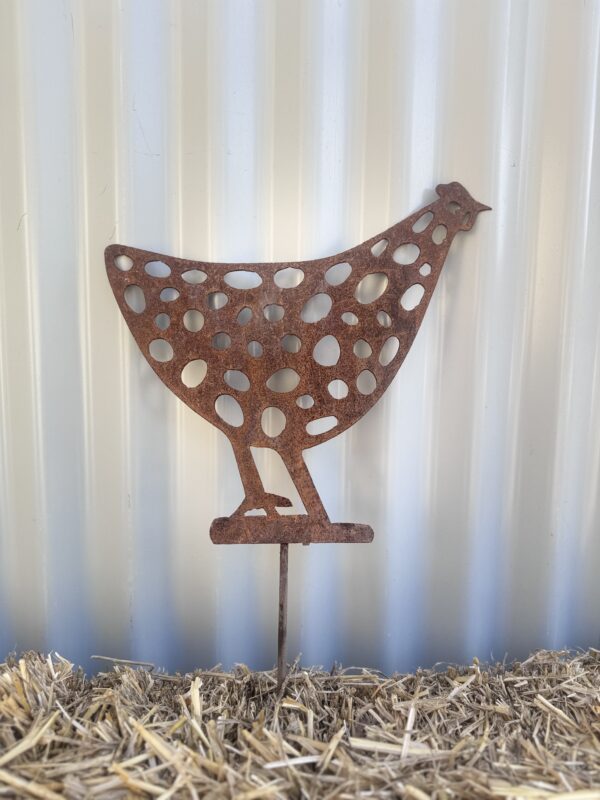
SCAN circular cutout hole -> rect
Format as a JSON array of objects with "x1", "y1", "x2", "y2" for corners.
[
  {"x1": 183, "y1": 309, "x2": 204, "y2": 332},
  {"x1": 266, "y1": 368, "x2": 300, "y2": 393},
  {"x1": 181, "y1": 359, "x2": 207, "y2": 388},
  {"x1": 261, "y1": 407, "x2": 286, "y2": 437},
  {"x1": 274, "y1": 267, "x2": 304, "y2": 288},
  {"x1": 114, "y1": 254, "x2": 133, "y2": 271},
  {"x1": 224, "y1": 270, "x2": 262, "y2": 289},
  {"x1": 353, "y1": 339, "x2": 372, "y2": 359},
  {"x1": 154, "y1": 313, "x2": 170, "y2": 330},
  {"x1": 400, "y1": 284, "x2": 425, "y2": 311},
  {"x1": 328, "y1": 379, "x2": 348, "y2": 399},
  {"x1": 355, "y1": 273, "x2": 388, "y2": 304},
  {"x1": 379, "y1": 336, "x2": 400, "y2": 366},
  {"x1": 296, "y1": 394, "x2": 314, "y2": 409},
  {"x1": 357, "y1": 370, "x2": 376, "y2": 395},
  {"x1": 124, "y1": 285, "x2": 145, "y2": 313},
  {"x1": 160, "y1": 287, "x2": 180, "y2": 302},
  {"x1": 370, "y1": 238, "x2": 388, "y2": 257},
  {"x1": 412, "y1": 212, "x2": 433, "y2": 233},
  {"x1": 377, "y1": 310, "x2": 392, "y2": 328},
  {"x1": 145, "y1": 260, "x2": 171, "y2": 278},
  {"x1": 313, "y1": 335, "x2": 340, "y2": 367},
  {"x1": 215, "y1": 395, "x2": 244, "y2": 427},
  {"x1": 224, "y1": 369, "x2": 250, "y2": 392},
  {"x1": 419, "y1": 263, "x2": 432, "y2": 277},
  {"x1": 281, "y1": 334, "x2": 301, "y2": 353},
  {"x1": 432, "y1": 225, "x2": 447, "y2": 244},
  {"x1": 301, "y1": 293, "x2": 332, "y2": 323},
  {"x1": 212, "y1": 332, "x2": 231, "y2": 350},
  {"x1": 341, "y1": 312, "x2": 359, "y2": 326},
  {"x1": 182, "y1": 269, "x2": 207, "y2": 285},
  {"x1": 325, "y1": 262, "x2": 351, "y2": 286},
  {"x1": 393, "y1": 244, "x2": 420, "y2": 265},
  {"x1": 248, "y1": 341, "x2": 263, "y2": 358},
  {"x1": 264, "y1": 304, "x2": 284, "y2": 322},
  {"x1": 306, "y1": 416, "x2": 338, "y2": 436},
  {"x1": 207, "y1": 292, "x2": 228, "y2": 310},
  {"x1": 237, "y1": 307, "x2": 253, "y2": 326},
  {"x1": 149, "y1": 339, "x2": 173, "y2": 362}
]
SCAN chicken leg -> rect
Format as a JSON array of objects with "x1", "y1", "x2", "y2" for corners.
[{"x1": 231, "y1": 441, "x2": 293, "y2": 518}]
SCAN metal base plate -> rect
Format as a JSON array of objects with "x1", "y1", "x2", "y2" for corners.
[{"x1": 210, "y1": 516, "x2": 374, "y2": 545}]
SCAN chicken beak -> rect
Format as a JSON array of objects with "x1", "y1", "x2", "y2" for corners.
[{"x1": 475, "y1": 201, "x2": 492, "y2": 213}]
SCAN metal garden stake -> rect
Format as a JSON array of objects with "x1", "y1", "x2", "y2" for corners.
[{"x1": 105, "y1": 181, "x2": 490, "y2": 687}]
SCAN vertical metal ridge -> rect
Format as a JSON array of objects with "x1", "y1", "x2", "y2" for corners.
[{"x1": 7, "y1": 0, "x2": 50, "y2": 653}]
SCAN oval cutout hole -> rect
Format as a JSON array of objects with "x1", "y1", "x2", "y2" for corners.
[
  {"x1": 160, "y1": 287, "x2": 179, "y2": 302},
  {"x1": 207, "y1": 292, "x2": 228, "y2": 310},
  {"x1": 325, "y1": 262, "x2": 351, "y2": 286},
  {"x1": 419, "y1": 263, "x2": 432, "y2": 277},
  {"x1": 237, "y1": 307, "x2": 253, "y2": 326},
  {"x1": 212, "y1": 332, "x2": 231, "y2": 350},
  {"x1": 281, "y1": 334, "x2": 301, "y2": 353},
  {"x1": 182, "y1": 269, "x2": 207, "y2": 285},
  {"x1": 400, "y1": 284, "x2": 425, "y2": 311},
  {"x1": 296, "y1": 395, "x2": 314, "y2": 409},
  {"x1": 266, "y1": 368, "x2": 300, "y2": 393},
  {"x1": 124, "y1": 285, "x2": 145, "y2": 313},
  {"x1": 261, "y1": 407, "x2": 286, "y2": 437},
  {"x1": 248, "y1": 341, "x2": 263, "y2": 358},
  {"x1": 370, "y1": 238, "x2": 388, "y2": 257},
  {"x1": 432, "y1": 224, "x2": 447, "y2": 244},
  {"x1": 274, "y1": 267, "x2": 304, "y2": 288},
  {"x1": 379, "y1": 336, "x2": 400, "y2": 366},
  {"x1": 154, "y1": 313, "x2": 170, "y2": 330},
  {"x1": 181, "y1": 359, "x2": 207, "y2": 388},
  {"x1": 341, "y1": 312, "x2": 359, "y2": 326},
  {"x1": 306, "y1": 416, "x2": 338, "y2": 436},
  {"x1": 313, "y1": 335, "x2": 340, "y2": 367},
  {"x1": 224, "y1": 369, "x2": 250, "y2": 392},
  {"x1": 145, "y1": 260, "x2": 171, "y2": 278},
  {"x1": 353, "y1": 339, "x2": 372, "y2": 359},
  {"x1": 328, "y1": 379, "x2": 348, "y2": 399},
  {"x1": 215, "y1": 395, "x2": 244, "y2": 427},
  {"x1": 183, "y1": 309, "x2": 204, "y2": 332},
  {"x1": 357, "y1": 370, "x2": 376, "y2": 395},
  {"x1": 114, "y1": 254, "x2": 133, "y2": 271},
  {"x1": 412, "y1": 212, "x2": 433, "y2": 233},
  {"x1": 355, "y1": 273, "x2": 388, "y2": 305},
  {"x1": 377, "y1": 310, "x2": 392, "y2": 328},
  {"x1": 149, "y1": 339, "x2": 173, "y2": 362},
  {"x1": 264, "y1": 304, "x2": 284, "y2": 322},
  {"x1": 301, "y1": 293, "x2": 332, "y2": 323},
  {"x1": 224, "y1": 270, "x2": 262, "y2": 289},
  {"x1": 393, "y1": 244, "x2": 420, "y2": 265}
]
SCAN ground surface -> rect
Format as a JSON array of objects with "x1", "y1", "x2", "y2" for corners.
[{"x1": 0, "y1": 650, "x2": 599, "y2": 798}]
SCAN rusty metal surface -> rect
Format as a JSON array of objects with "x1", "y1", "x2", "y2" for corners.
[{"x1": 105, "y1": 182, "x2": 489, "y2": 544}]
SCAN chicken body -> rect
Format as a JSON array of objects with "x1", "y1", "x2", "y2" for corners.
[{"x1": 106, "y1": 182, "x2": 488, "y2": 520}]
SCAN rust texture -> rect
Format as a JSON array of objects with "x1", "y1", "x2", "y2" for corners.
[{"x1": 105, "y1": 181, "x2": 489, "y2": 544}]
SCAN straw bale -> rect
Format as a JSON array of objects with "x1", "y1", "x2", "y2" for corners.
[{"x1": 0, "y1": 649, "x2": 599, "y2": 798}]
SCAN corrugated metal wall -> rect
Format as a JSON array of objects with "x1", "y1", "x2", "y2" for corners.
[{"x1": 1, "y1": 0, "x2": 599, "y2": 675}]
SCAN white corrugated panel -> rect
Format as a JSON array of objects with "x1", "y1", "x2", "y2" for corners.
[{"x1": 0, "y1": 0, "x2": 599, "y2": 674}]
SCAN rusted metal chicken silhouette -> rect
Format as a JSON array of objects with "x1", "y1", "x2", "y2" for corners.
[{"x1": 106, "y1": 181, "x2": 489, "y2": 683}]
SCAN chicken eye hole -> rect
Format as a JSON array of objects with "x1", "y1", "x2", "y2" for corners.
[{"x1": 448, "y1": 201, "x2": 461, "y2": 214}]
